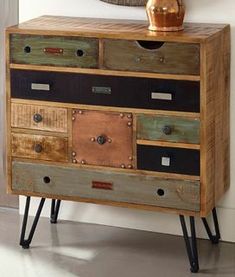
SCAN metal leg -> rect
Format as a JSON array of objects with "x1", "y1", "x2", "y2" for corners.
[
  {"x1": 20, "y1": 196, "x2": 45, "y2": 249},
  {"x1": 180, "y1": 215, "x2": 199, "y2": 273},
  {"x1": 202, "y1": 208, "x2": 221, "y2": 244},
  {"x1": 50, "y1": 199, "x2": 61, "y2": 224}
]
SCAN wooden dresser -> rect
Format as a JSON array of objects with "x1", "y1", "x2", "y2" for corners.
[{"x1": 6, "y1": 16, "x2": 230, "y2": 272}]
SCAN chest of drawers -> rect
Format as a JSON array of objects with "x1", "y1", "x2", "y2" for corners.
[{"x1": 6, "y1": 16, "x2": 230, "y2": 272}]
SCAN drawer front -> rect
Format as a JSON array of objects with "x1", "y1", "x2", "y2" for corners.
[
  {"x1": 72, "y1": 110, "x2": 134, "y2": 168},
  {"x1": 103, "y1": 39, "x2": 200, "y2": 75},
  {"x1": 137, "y1": 115, "x2": 200, "y2": 144},
  {"x1": 12, "y1": 133, "x2": 68, "y2": 162},
  {"x1": 11, "y1": 103, "x2": 68, "y2": 133},
  {"x1": 11, "y1": 70, "x2": 200, "y2": 112},
  {"x1": 10, "y1": 34, "x2": 98, "y2": 68},
  {"x1": 12, "y1": 161, "x2": 200, "y2": 211},
  {"x1": 137, "y1": 145, "x2": 200, "y2": 176}
]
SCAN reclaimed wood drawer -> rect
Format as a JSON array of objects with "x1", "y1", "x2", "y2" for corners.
[
  {"x1": 137, "y1": 115, "x2": 200, "y2": 144},
  {"x1": 137, "y1": 145, "x2": 200, "y2": 176},
  {"x1": 11, "y1": 103, "x2": 68, "y2": 133},
  {"x1": 103, "y1": 39, "x2": 200, "y2": 75},
  {"x1": 10, "y1": 34, "x2": 99, "y2": 68},
  {"x1": 12, "y1": 161, "x2": 200, "y2": 211},
  {"x1": 11, "y1": 133, "x2": 68, "y2": 162},
  {"x1": 72, "y1": 110, "x2": 134, "y2": 168},
  {"x1": 11, "y1": 69, "x2": 200, "y2": 112}
]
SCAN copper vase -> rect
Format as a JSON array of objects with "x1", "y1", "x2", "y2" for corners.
[{"x1": 146, "y1": 0, "x2": 185, "y2": 32}]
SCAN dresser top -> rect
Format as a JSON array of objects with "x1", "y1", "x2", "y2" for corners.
[{"x1": 6, "y1": 15, "x2": 229, "y2": 43}]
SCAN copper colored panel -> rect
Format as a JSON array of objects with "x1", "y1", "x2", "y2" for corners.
[{"x1": 72, "y1": 110, "x2": 134, "y2": 168}]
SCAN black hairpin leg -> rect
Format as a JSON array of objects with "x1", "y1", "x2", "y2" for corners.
[
  {"x1": 50, "y1": 199, "x2": 61, "y2": 224},
  {"x1": 180, "y1": 215, "x2": 199, "y2": 273},
  {"x1": 20, "y1": 196, "x2": 45, "y2": 249},
  {"x1": 202, "y1": 208, "x2": 220, "y2": 244}
]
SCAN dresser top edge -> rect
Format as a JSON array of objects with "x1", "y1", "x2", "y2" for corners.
[{"x1": 6, "y1": 15, "x2": 229, "y2": 43}]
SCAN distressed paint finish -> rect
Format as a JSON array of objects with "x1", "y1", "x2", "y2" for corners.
[
  {"x1": 10, "y1": 34, "x2": 99, "y2": 68},
  {"x1": 11, "y1": 103, "x2": 68, "y2": 133},
  {"x1": 12, "y1": 161, "x2": 200, "y2": 211},
  {"x1": 137, "y1": 115, "x2": 200, "y2": 144},
  {"x1": 103, "y1": 39, "x2": 200, "y2": 75},
  {"x1": 11, "y1": 133, "x2": 68, "y2": 162}
]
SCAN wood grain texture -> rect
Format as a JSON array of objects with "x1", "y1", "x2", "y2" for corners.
[
  {"x1": 137, "y1": 115, "x2": 200, "y2": 144},
  {"x1": 200, "y1": 27, "x2": 230, "y2": 216},
  {"x1": 12, "y1": 161, "x2": 200, "y2": 212},
  {"x1": 11, "y1": 133, "x2": 68, "y2": 162},
  {"x1": 103, "y1": 39, "x2": 200, "y2": 75},
  {"x1": 137, "y1": 140, "x2": 200, "y2": 150},
  {"x1": 10, "y1": 34, "x2": 99, "y2": 68},
  {"x1": 11, "y1": 103, "x2": 68, "y2": 133},
  {"x1": 6, "y1": 16, "x2": 228, "y2": 43},
  {"x1": 72, "y1": 110, "x2": 134, "y2": 168}
]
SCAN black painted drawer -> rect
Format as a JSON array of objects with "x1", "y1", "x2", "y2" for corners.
[
  {"x1": 137, "y1": 145, "x2": 200, "y2": 176},
  {"x1": 11, "y1": 69, "x2": 200, "y2": 112}
]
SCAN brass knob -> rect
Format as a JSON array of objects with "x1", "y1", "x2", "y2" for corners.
[
  {"x1": 97, "y1": 135, "x2": 107, "y2": 145},
  {"x1": 33, "y1": 113, "x2": 43, "y2": 123},
  {"x1": 34, "y1": 144, "x2": 43, "y2": 153},
  {"x1": 162, "y1": 125, "x2": 172, "y2": 135}
]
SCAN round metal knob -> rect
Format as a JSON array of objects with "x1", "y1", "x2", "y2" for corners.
[
  {"x1": 97, "y1": 135, "x2": 107, "y2": 145},
  {"x1": 33, "y1": 113, "x2": 43, "y2": 123},
  {"x1": 34, "y1": 144, "x2": 43, "y2": 153},
  {"x1": 162, "y1": 125, "x2": 172, "y2": 135}
]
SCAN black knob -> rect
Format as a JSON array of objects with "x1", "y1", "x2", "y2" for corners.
[
  {"x1": 24, "y1": 46, "x2": 31, "y2": 53},
  {"x1": 34, "y1": 144, "x2": 43, "y2": 153},
  {"x1": 157, "y1": 189, "x2": 165, "y2": 197},
  {"x1": 162, "y1": 125, "x2": 172, "y2": 135},
  {"x1": 76, "y1": 49, "x2": 84, "y2": 57},
  {"x1": 43, "y1": 176, "x2": 51, "y2": 184},
  {"x1": 33, "y1": 113, "x2": 43, "y2": 123},
  {"x1": 97, "y1": 135, "x2": 107, "y2": 145}
]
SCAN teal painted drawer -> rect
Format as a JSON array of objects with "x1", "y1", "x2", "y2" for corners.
[
  {"x1": 137, "y1": 115, "x2": 200, "y2": 144},
  {"x1": 12, "y1": 161, "x2": 200, "y2": 211},
  {"x1": 10, "y1": 34, "x2": 99, "y2": 68}
]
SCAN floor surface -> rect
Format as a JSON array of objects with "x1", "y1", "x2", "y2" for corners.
[{"x1": 0, "y1": 208, "x2": 235, "y2": 277}]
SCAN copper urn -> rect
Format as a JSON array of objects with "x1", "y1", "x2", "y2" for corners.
[{"x1": 146, "y1": 0, "x2": 185, "y2": 32}]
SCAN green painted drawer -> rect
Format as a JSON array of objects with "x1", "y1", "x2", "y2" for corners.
[
  {"x1": 103, "y1": 39, "x2": 200, "y2": 75},
  {"x1": 12, "y1": 161, "x2": 200, "y2": 211},
  {"x1": 137, "y1": 115, "x2": 200, "y2": 144},
  {"x1": 10, "y1": 34, "x2": 99, "y2": 68}
]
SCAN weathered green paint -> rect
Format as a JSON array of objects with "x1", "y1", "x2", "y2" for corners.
[
  {"x1": 12, "y1": 161, "x2": 200, "y2": 211},
  {"x1": 137, "y1": 115, "x2": 200, "y2": 144},
  {"x1": 103, "y1": 39, "x2": 200, "y2": 75},
  {"x1": 10, "y1": 34, "x2": 99, "y2": 68}
]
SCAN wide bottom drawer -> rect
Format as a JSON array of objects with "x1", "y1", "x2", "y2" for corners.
[{"x1": 12, "y1": 161, "x2": 200, "y2": 211}]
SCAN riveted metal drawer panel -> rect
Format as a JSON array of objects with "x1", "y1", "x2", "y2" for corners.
[
  {"x1": 137, "y1": 145, "x2": 200, "y2": 176},
  {"x1": 12, "y1": 161, "x2": 200, "y2": 211},
  {"x1": 11, "y1": 69, "x2": 200, "y2": 112}
]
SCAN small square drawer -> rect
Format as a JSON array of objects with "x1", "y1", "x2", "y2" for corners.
[
  {"x1": 11, "y1": 69, "x2": 200, "y2": 113},
  {"x1": 11, "y1": 133, "x2": 68, "y2": 162},
  {"x1": 11, "y1": 103, "x2": 68, "y2": 133},
  {"x1": 103, "y1": 39, "x2": 200, "y2": 75},
  {"x1": 72, "y1": 110, "x2": 134, "y2": 169},
  {"x1": 137, "y1": 115, "x2": 200, "y2": 144},
  {"x1": 10, "y1": 34, "x2": 98, "y2": 68},
  {"x1": 12, "y1": 161, "x2": 200, "y2": 212},
  {"x1": 137, "y1": 145, "x2": 200, "y2": 176}
]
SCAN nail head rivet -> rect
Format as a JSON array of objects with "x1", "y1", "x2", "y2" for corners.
[
  {"x1": 91, "y1": 137, "x2": 96, "y2": 142},
  {"x1": 72, "y1": 116, "x2": 76, "y2": 121},
  {"x1": 127, "y1": 122, "x2": 132, "y2": 127},
  {"x1": 128, "y1": 164, "x2": 133, "y2": 169},
  {"x1": 81, "y1": 160, "x2": 86, "y2": 165},
  {"x1": 108, "y1": 138, "x2": 112, "y2": 143},
  {"x1": 72, "y1": 159, "x2": 77, "y2": 164},
  {"x1": 121, "y1": 164, "x2": 125, "y2": 169},
  {"x1": 72, "y1": 152, "x2": 76, "y2": 157}
]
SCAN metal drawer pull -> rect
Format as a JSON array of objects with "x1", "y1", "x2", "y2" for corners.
[
  {"x1": 33, "y1": 113, "x2": 43, "y2": 123},
  {"x1": 92, "y1": 181, "x2": 113, "y2": 190},
  {"x1": 151, "y1": 92, "x2": 172, "y2": 101},
  {"x1": 92, "y1": 86, "x2": 112, "y2": 95},
  {"x1": 161, "y1": 157, "x2": 171, "y2": 167},
  {"x1": 43, "y1": 47, "x2": 63, "y2": 54},
  {"x1": 31, "y1": 83, "x2": 50, "y2": 91}
]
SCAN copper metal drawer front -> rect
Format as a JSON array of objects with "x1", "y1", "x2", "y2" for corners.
[
  {"x1": 103, "y1": 39, "x2": 200, "y2": 75},
  {"x1": 11, "y1": 103, "x2": 68, "y2": 133},
  {"x1": 137, "y1": 115, "x2": 200, "y2": 144},
  {"x1": 137, "y1": 145, "x2": 200, "y2": 176},
  {"x1": 72, "y1": 110, "x2": 134, "y2": 168},
  {"x1": 10, "y1": 34, "x2": 99, "y2": 68},
  {"x1": 12, "y1": 161, "x2": 200, "y2": 211},
  {"x1": 11, "y1": 133, "x2": 68, "y2": 162},
  {"x1": 11, "y1": 69, "x2": 200, "y2": 112}
]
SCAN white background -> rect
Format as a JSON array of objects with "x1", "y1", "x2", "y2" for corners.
[{"x1": 18, "y1": 0, "x2": 235, "y2": 241}]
